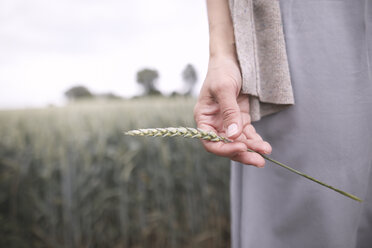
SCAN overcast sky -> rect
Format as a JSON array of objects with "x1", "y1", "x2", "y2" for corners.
[{"x1": 0, "y1": 0, "x2": 209, "y2": 109}]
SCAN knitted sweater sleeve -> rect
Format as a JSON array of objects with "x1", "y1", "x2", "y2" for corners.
[{"x1": 229, "y1": 0, "x2": 294, "y2": 122}]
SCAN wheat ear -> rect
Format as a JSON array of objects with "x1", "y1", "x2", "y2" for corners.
[{"x1": 124, "y1": 127, "x2": 362, "y2": 202}]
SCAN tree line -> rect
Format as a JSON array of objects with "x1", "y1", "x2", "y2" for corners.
[{"x1": 65, "y1": 64, "x2": 198, "y2": 101}]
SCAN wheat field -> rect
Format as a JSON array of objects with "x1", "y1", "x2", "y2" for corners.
[{"x1": 0, "y1": 97, "x2": 231, "y2": 248}]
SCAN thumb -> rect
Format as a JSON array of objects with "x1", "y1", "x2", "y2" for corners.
[{"x1": 217, "y1": 89, "x2": 243, "y2": 139}]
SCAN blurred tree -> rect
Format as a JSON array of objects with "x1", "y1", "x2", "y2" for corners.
[
  {"x1": 170, "y1": 91, "x2": 183, "y2": 98},
  {"x1": 182, "y1": 64, "x2": 197, "y2": 96},
  {"x1": 64, "y1": 85, "x2": 93, "y2": 100},
  {"x1": 136, "y1": 68, "x2": 161, "y2": 96},
  {"x1": 96, "y1": 92, "x2": 123, "y2": 100}
]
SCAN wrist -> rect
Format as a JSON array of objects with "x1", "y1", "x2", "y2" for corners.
[
  {"x1": 208, "y1": 26, "x2": 237, "y2": 61},
  {"x1": 208, "y1": 53, "x2": 239, "y2": 69},
  {"x1": 206, "y1": 0, "x2": 237, "y2": 63},
  {"x1": 209, "y1": 45, "x2": 237, "y2": 61}
]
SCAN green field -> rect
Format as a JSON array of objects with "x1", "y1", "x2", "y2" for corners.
[{"x1": 0, "y1": 97, "x2": 231, "y2": 248}]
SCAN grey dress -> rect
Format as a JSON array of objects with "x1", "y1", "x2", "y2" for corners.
[{"x1": 231, "y1": 0, "x2": 372, "y2": 247}]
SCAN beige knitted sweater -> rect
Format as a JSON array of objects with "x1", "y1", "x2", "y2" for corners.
[{"x1": 228, "y1": 0, "x2": 294, "y2": 121}]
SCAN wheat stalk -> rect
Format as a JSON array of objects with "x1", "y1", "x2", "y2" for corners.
[{"x1": 124, "y1": 127, "x2": 362, "y2": 202}]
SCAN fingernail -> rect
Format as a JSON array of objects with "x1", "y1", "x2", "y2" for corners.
[{"x1": 227, "y1": 123, "x2": 238, "y2": 137}]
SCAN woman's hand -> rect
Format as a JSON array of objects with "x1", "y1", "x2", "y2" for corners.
[
  {"x1": 197, "y1": 0, "x2": 271, "y2": 167},
  {"x1": 194, "y1": 56, "x2": 272, "y2": 167}
]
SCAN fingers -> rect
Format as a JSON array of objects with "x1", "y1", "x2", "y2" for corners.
[
  {"x1": 201, "y1": 138, "x2": 266, "y2": 168},
  {"x1": 198, "y1": 124, "x2": 268, "y2": 168},
  {"x1": 201, "y1": 139, "x2": 247, "y2": 157},
  {"x1": 245, "y1": 140, "x2": 272, "y2": 155},
  {"x1": 241, "y1": 124, "x2": 272, "y2": 154},
  {"x1": 214, "y1": 86, "x2": 243, "y2": 139},
  {"x1": 198, "y1": 123, "x2": 247, "y2": 156},
  {"x1": 231, "y1": 151, "x2": 266, "y2": 168}
]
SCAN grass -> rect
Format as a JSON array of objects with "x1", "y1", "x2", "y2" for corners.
[{"x1": 0, "y1": 97, "x2": 231, "y2": 248}]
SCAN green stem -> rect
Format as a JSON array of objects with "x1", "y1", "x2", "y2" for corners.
[{"x1": 246, "y1": 148, "x2": 362, "y2": 202}]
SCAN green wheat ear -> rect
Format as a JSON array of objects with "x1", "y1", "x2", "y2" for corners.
[{"x1": 124, "y1": 127, "x2": 362, "y2": 202}]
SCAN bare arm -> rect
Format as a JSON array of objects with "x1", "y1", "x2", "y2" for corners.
[
  {"x1": 206, "y1": 0, "x2": 236, "y2": 59},
  {"x1": 193, "y1": 0, "x2": 271, "y2": 167}
]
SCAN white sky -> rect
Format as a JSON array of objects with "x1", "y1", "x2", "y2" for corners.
[{"x1": 0, "y1": 0, "x2": 209, "y2": 109}]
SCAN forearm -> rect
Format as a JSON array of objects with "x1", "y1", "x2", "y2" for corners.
[
  {"x1": 194, "y1": 0, "x2": 271, "y2": 166},
  {"x1": 206, "y1": 0, "x2": 237, "y2": 60}
]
